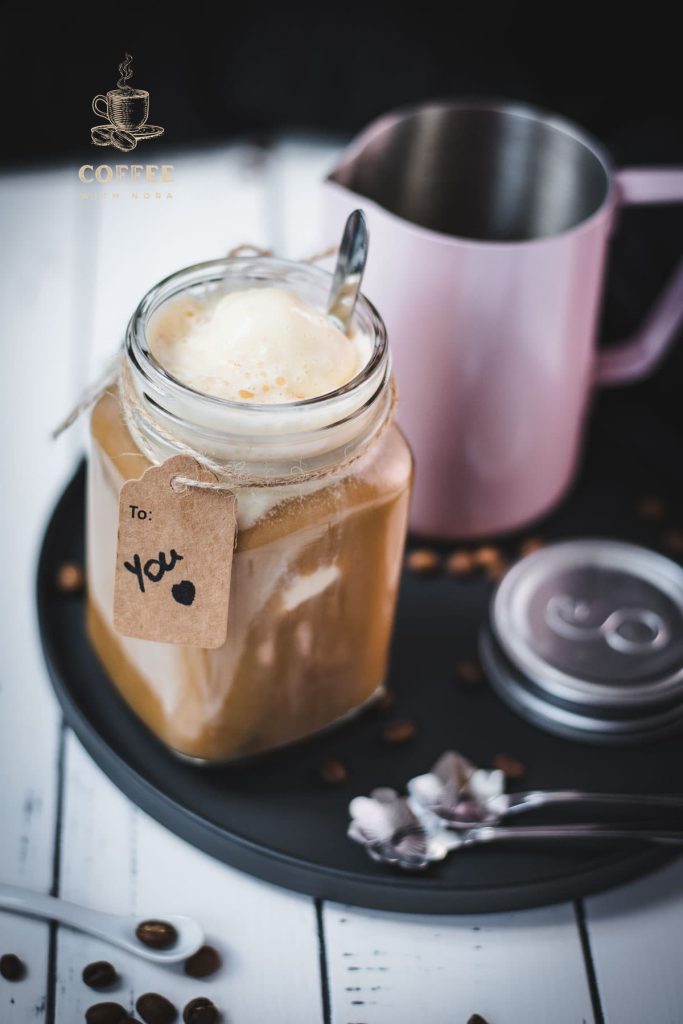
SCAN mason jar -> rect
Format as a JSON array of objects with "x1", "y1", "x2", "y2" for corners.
[{"x1": 86, "y1": 257, "x2": 413, "y2": 762}]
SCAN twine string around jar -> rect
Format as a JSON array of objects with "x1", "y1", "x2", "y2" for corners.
[
  {"x1": 118, "y1": 361, "x2": 397, "y2": 491},
  {"x1": 53, "y1": 243, "x2": 396, "y2": 492}
]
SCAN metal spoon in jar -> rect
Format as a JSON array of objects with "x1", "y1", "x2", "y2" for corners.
[
  {"x1": 0, "y1": 883, "x2": 204, "y2": 964},
  {"x1": 327, "y1": 209, "x2": 369, "y2": 333}
]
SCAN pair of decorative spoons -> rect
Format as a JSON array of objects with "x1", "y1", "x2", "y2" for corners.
[{"x1": 348, "y1": 751, "x2": 683, "y2": 871}]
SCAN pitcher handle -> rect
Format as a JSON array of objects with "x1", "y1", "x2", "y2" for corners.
[{"x1": 595, "y1": 168, "x2": 683, "y2": 386}]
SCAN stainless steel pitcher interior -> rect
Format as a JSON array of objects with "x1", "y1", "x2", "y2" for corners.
[{"x1": 329, "y1": 102, "x2": 612, "y2": 241}]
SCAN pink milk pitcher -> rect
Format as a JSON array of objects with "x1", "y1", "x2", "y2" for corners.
[{"x1": 323, "y1": 101, "x2": 683, "y2": 538}]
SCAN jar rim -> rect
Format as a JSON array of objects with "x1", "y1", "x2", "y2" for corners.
[{"x1": 126, "y1": 255, "x2": 389, "y2": 415}]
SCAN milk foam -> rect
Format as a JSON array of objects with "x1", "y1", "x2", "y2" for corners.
[
  {"x1": 137, "y1": 283, "x2": 384, "y2": 531},
  {"x1": 149, "y1": 287, "x2": 371, "y2": 403}
]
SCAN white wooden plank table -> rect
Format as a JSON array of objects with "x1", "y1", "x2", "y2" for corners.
[{"x1": 1, "y1": 139, "x2": 682, "y2": 1024}]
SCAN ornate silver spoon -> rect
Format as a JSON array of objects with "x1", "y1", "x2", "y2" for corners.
[{"x1": 408, "y1": 751, "x2": 683, "y2": 828}]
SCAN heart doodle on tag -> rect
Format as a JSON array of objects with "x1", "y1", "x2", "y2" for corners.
[{"x1": 172, "y1": 580, "x2": 196, "y2": 606}]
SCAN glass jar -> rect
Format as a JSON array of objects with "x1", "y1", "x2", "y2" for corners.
[{"x1": 86, "y1": 257, "x2": 413, "y2": 762}]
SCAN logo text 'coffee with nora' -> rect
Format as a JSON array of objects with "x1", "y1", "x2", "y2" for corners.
[
  {"x1": 79, "y1": 54, "x2": 173, "y2": 198},
  {"x1": 91, "y1": 54, "x2": 164, "y2": 153}
]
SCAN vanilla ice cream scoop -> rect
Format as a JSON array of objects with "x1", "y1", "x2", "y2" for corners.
[{"x1": 149, "y1": 287, "x2": 371, "y2": 403}]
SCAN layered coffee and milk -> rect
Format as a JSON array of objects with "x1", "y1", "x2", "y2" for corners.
[{"x1": 87, "y1": 259, "x2": 412, "y2": 762}]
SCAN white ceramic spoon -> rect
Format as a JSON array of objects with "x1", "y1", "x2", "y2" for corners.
[{"x1": 0, "y1": 883, "x2": 204, "y2": 964}]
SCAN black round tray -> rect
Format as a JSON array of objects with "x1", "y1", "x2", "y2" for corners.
[{"x1": 38, "y1": 408, "x2": 683, "y2": 913}]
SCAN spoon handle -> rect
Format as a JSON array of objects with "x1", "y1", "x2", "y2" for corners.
[
  {"x1": 469, "y1": 823, "x2": 683, "y2": 846},
  {"x1": 0, "y1": 882, "x2": 117, "y2": 933},
  {"x1": 505, "y1": 791, "x2": 683, "y2": 817}
]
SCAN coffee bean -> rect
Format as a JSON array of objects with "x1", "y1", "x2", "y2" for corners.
[
  {"x1": 455, "y1": 662, "x2": 484, "y2": 686},
  {"x1": 82, "y1": 960, "x2": 118, "y2": 990},
  {"x1": 636, "y1": 495, "x2": 666, "y2": 521},
  {"x1": 110, "y1": 128, "x2": 137, "y2": 153},
  {"x1": 472, "y1": 546, "x2": 502, "y2": 569},
  {"x1": 182, "y1": 997, "x2": 218, "y2": 1024},
  {"x1": 485, "y1": 560, "x2": 508, "y2": 583},
  {"x1": 405, "y1": 549, "x2": 441, "y2": 575},
  {"x1": 446, "y1": 550, "x2": 473, "y2": 577},
  {"x1": 0, "y1": 953, "x2": 25, "y2": 981},
  {"x1": 519, "y1": 536, "x2": 544, "y2": 557},
  {"x1": 319, "y1": 759, "x2": 348, "y2": 785},
  {"x1": 493, "y1": 752, "x2": 526, "y2": 780},
  {"x1": 382, "y1": 718, "x2": 416, "y2": 744},
  {"x1": 467, "y1": 1015, "x2": 489, "y2": 1024},
  {"x1": 135, "y1": 920, "x2": 178, "y2": 950},
  {"x1": 184, "y1": 944, "x2": 222, "y2": 979},
  {"x1": 91, "y1": 125, "x2": 113, "y2": 146},
  {"x1": 374, "y1": 689, "x2": 396, "y2": 713},
  {"x1": 85, "y1": 1002, "x2": 130, "y2": 1024},
  {"x1": 662, "y1": 529, "x2": 683, "y2": 556},
  {"x1": 55, "y1": 561, "x2": 85, "y2": 593},
  {"x1": 136, "y1": 992, "x2": 177, "y2": 1024}
]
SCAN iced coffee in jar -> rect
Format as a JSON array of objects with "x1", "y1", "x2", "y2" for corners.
[{"x1": 87, "y1": 257, "x2": 413, "y2": 762}]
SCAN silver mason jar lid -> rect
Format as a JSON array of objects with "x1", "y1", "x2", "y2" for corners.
[{"x1": 481, "y1": 540, "x2": 683, "y2": 744}]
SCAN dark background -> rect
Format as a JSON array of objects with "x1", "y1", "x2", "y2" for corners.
[
  {"x1": 3, "y1": 4, "x2": 683, "y2": 440},
  {"x1": 3, "y1": 5, "x2": 682, "y2": 167}
]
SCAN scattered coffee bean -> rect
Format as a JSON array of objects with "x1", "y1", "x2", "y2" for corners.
[
  {"x1": 0, "y1": 953, "x2": 25, "y2": 981},
  {"x1": 467, "y1": 1015, "x2": 489, "y2": 1024},
  {"x1": 519, "y1": 536, "x2": 544, "y2": 557},
  {"x1": 662, "y1": 529, "x2": 683, "y2": 556},
  {"x1": 85, "y1": 1002, "x2": 130, "y2": 1024},
  {"x1": 135, "y1": 920, "x2": 178, "y2": 950},
  {"x1": 405, "y1": 548, "x2": 441, "y2": 575},
  {"x1": 493, "y1": 752, "x2": 526, "y2": 780},
  {"x1": 375, "y1": 689, "x2": 396, "y2": 713},
  {"x1": 55, "y1": 561, "x2": 85, "y2": 594},
  {"x1": 472, "y1": 546, "x2": 502, "y2": 569},
  {"x1": 446, "y1": 550, "x2": 473, "y2": 577},
  {"x1": 136, "y1": 992, "x2": 177, "y2": 1024},
  {"x1": 319, "y1": 759, "x2": 348, "y2": 785},
  {"x1": 485, "y1": 560, "x2": 508, "y2": 583},
  {"x1": 184, "y1": 944, "x2": 222, "y2": 979},
  {"x1": 455, "y1": 662, "x2": 484, "y2": 687},
  {"x1": 82, "y1": 960, "x2": 118, "y2": 990},
  {"x1": 382, "y1": 718, "x2": 416, "y2": 745},
  {"x1": 183, "y1": 996, "x2": 218, "y2": 1024},
  {"x1": 636, "y1": 495, "x2": 666, "y2": 521}
]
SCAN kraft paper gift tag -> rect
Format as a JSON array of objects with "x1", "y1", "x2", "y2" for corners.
[{"x1": 113, "y1": 455, "x2": 237, "y2": 648}]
